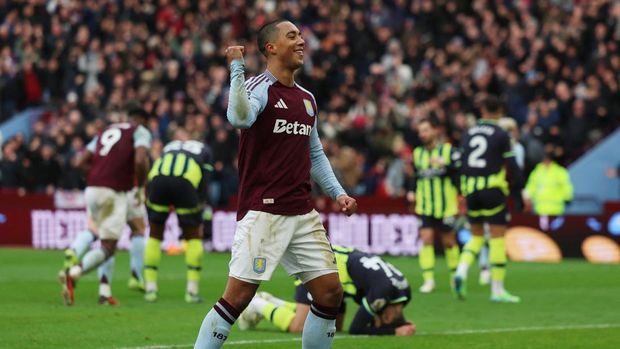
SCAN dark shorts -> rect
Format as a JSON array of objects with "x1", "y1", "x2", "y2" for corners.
[
  {"x1": 466, "y1": 188, "x2": 508, "y2": 225},
  {"x1": 147, "y1": 176, "x2": 202, "y2": 227},
  {"x1": 294, "y1": 284, "x2": 347, "y2": 313},
  {"x1": 419, "y1": 215, "x2": 455, "y2": 233}
]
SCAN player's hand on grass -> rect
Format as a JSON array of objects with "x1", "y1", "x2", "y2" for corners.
[
  {"x1": 336, "y1": 195, "x2": 358, "y2": 216},
  {"x1": 395, "y1": 322, "x2": 416, "y2": 336},
  {"x1": 225, "y1": 46, "x2": 245, "y2": 64}
]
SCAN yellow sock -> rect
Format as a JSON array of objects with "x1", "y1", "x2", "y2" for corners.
[
  {"x1": 445, "y1": 245, "x2": 460, "y2": 277},
  {"x1": 419, "y1": 245, "x2": 435, "y2": 282},
  {"x1": 144, "y1": 238, "x2": 161, "y2": 284},
  {"x1": 283, "y1": 301, "x2": 297, "y2": 312},
  {"x1": 489, "y1": 237, "x2": 507, "y2": 281},
  {"x1": 459, "y1": 235, "x2": 485, "y2": 267},
  {"x1": 262, "y1": 303, "x2": 296, "y2": 332},
  {"x1": 185, "y1": 239, "x2": 204, "y2": 283}
]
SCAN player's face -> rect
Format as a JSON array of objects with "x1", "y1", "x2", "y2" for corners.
[
  {"x1": 273, "y1": 21, "x2": 305, "y2": 69},
  {"x1": 417, "y1": 122, "x2": 436, "y2": 145}
]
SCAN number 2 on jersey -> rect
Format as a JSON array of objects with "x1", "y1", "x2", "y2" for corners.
[
  {"x1": 468, "y1": 135, "x2": 487, "y2": 168},
  {"x1": 99, "y1": 128, "x2": 122, "y2": 156}
]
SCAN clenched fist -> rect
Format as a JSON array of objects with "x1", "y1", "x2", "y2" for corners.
[{"x1": 225, "y1": 46, "x2": 245, "y2": 64}]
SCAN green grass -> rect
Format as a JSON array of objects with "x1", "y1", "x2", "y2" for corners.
[{"x1": 0, "y1": 248, "x2": 619, "y2": 349}]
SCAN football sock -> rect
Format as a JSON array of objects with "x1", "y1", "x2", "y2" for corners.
[
  {"x1": 445, "y1": 245, "x2": 460, "y2": 278},
  {"x1": 194, "y1": 298, "x2": 240, "y2": 349},
  {"x1": 99, "y1": 276, "x2": 112, "y2": 298},
  {"x1": 98, "y1": 256, "x2": 115, "y2": 296},
  {"x1": 283, "y1": 301, "x2": 297, "y2": 312},
  {"x1": 419, "y1": 245, "x2": 435, "y2": 282},
  {"x1": 130, "y1": 235, "x2": 145, "y2": 281},
  {"x1": 144, "y1": 238, "x2": 161, "y2": 292},
  {"x1": 302, "y1": 302, "x2": 337, "y2": 349},
  {"x1": 72, "y1": 248, "x2": 106, "y2": 278},
  {"x1": 479, "y1": 243, "x2": 490, "y2": 270},
  {"x1": 490, "y1": 237, "x2": 507, "y2": 295},
  {"x1": 260, "y1": 293, "x2": 287, "y2": 307},
  {"x1": 456, "y1": 235, "x2": 485, "y2": 279},
  {"x1": 70, "y1": 230, "x2": 96, "y2": 257},
  {"x1": 186, "y1": 239, "x2": 204, "y2": 294},
  {"x1": 262, "y1": 302, "x2": 296, "y2": 332}
]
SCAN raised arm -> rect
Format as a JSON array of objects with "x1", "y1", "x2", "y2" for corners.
[{"x1": 225, "y1": 46, "x2": 264, "y2": 128}]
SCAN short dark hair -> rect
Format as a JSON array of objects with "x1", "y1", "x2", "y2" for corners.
[
  {"x1": 125, "y1": 101, "x2": 149, "y2": 120},
  {"x1": 482, "y1": 95, "x2": 503, "y2": 114},
  {"x1": 419, "y1": 116, "x2": 440, "y2": 129},
  {"x1": 257, "y1": 19, "x2": 288, "y2": 57}
]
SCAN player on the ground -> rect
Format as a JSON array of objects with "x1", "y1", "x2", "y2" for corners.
[
  {"x1": 59, "y1": 106, "x2": 151, "y2": 305},
  {"x1": 193, "y1": 19, "x2": 357, "y2": 349},
  {"x1": 406, "y1": 117, "x2": 461, "y2": 293},
  {"x1": 238, "y1": 245, "x2": 415, "y2": 336},
  {"x1": 453, "y1": 96, "x2": 529, "y2": 303},
  {"x1": 143, "y1": 128, "x2": 213, "y2": 303}
]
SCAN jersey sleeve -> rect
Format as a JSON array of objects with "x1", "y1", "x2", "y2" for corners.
[
  {"x1": 226, "y1": 59, "x2": 268, "y2": 128},
  {"x1": 500, "y1": 130, "x2": 525, "y2": 192},
  {"x1": 348, "y1": 297, "x2": 397, "y2": 335},
  {"x1": 500, "y1": 132, "x2": 514, "y2": 159},
  {"x1": 449, "y1": 146, "x2": 463, "y2": 192},
  {"x1": 86, "y1": 136, "x2": 98, "y2": 153},
  {"x1": 309, "y1": 117, "x2": 347, "y2": 200},
  {"x1": 133, "y1": 125, "x2": 152, "y2": 149}
]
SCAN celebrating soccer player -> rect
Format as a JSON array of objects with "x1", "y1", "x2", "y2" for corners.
[{"x1": 193, "y1": 19, "x2": 357, "y2": 349}]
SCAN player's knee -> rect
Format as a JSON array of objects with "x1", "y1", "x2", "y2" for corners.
[
  {"x1": 317, "y1": 282, "x2": 343, "y2": 308},
  {"x1": 222, "y1": 281, "x2": 258, "y2": 311}
]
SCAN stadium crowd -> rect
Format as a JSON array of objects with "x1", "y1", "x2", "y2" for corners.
[{"x1": 1, "y1": 0, "x2": 619, "y2": 206}]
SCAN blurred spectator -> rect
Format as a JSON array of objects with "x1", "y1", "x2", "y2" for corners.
[{"x1": 525, "y1": 147, "x2": 574, "y2": 216}]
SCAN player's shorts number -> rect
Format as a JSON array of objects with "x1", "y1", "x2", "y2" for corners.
[
  {"x1": 468, "y1": 135, "x2": 487, "y2": 168},
  {"x1": 99, "y1": 128, "x2": 122, "y2": 156}
]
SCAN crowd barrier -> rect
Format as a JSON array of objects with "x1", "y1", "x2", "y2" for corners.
[{"x1": 1, "y1": 191, "x2": 619, "y2": 261}]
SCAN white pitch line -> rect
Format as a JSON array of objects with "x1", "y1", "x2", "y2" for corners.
[{"x1": 116, "y1": 323, "x2": 620, "y2": 349}]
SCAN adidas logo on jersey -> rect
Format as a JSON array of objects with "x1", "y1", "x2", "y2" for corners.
[
  {"x1": 273, "y1": 119, "x2": 312, "y2": 135},
  {"x1": 274, "y1": 98, "x2": 288, "y2": 109}
]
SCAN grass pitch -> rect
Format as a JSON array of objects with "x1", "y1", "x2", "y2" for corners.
[{"x1": 0, "y1": 248, "x2": 619, "y2": 349}]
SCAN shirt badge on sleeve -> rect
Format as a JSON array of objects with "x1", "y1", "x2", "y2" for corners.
[{"x1": 303, "y1": 99, "x2": 315, "y2": 117}]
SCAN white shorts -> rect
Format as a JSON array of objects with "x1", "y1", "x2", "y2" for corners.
[
  {"x1": 229, "y1": 210, "x2": 338, "y2": 284},
  {"x1": 126, "y1": 187, "x2": 147, "y2": 221},
  {"x1": 85, "y1": 186, "x2": 128, "y2": 240}
]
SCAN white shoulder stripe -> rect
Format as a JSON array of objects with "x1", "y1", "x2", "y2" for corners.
[{"x1": 295, "y1": 83, "x2": 317, "y2": 104}]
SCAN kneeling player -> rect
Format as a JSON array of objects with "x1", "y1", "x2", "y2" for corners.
[
  {"x1": 238, "y1": 245, "x2": 415, "y2": 336},
  {"x1": 143, "y1": 129, "x2": 212, "y2": 303}
]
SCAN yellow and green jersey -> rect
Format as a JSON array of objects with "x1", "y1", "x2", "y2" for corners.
[
  {"x1": 412, "y1": 143, "x2": 460, "y2": 218},
  {"x1": 148, "y1": 140, "x2": 213, "y2": 189}
]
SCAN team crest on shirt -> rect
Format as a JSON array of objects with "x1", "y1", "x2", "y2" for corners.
[
  {"x1": 253, "y1": 257, "x2": 267, "y2": 274},
  {"x1": 303, "y1": 99, "x2": 315, "y2": 117}
]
